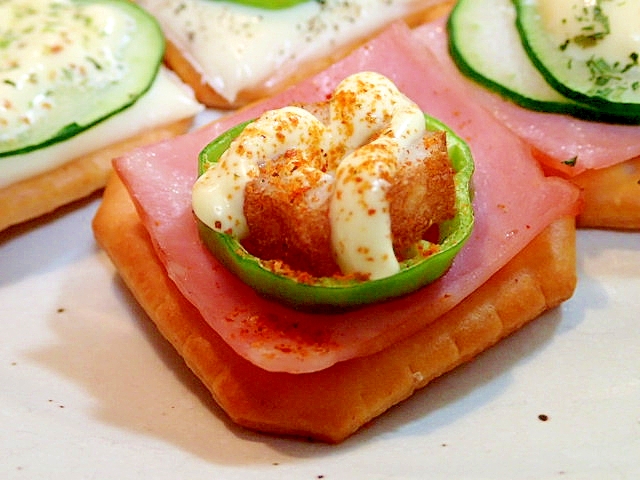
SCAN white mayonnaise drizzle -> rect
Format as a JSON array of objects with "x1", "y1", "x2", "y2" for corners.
[
  {"x1": 192, "y1": 72, "x2": 430, "y2": 280},
  {"x1": 0, "y1": 0, "x2": 203, "y2": 188}
]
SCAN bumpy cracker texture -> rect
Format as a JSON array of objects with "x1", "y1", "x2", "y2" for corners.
[{"x1": 93, "y1": 173, "x2": 576, "y2": 443}]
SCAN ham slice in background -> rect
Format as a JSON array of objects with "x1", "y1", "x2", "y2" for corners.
[
  {"x1": 114, "y1": 22, "x2": 580, "y2": 374},
  {"x1": 414, "y1": 19, "x2": 640, "y2": 177}
]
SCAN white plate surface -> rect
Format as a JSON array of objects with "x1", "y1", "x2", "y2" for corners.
[{"x1": 1, "y1": 152, "x2": 639, "y2": 480}]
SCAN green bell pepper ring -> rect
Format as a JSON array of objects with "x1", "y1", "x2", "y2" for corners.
[{"x1": 196, "y1": 114, "x2": 475, "y2": 310}]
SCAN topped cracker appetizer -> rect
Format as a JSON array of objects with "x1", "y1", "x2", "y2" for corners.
[{"x1": 93, "y1": 24, "x2": 581, "y2": 441}]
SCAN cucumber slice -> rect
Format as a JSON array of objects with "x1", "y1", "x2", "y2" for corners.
[
  {"x1": 447, "y1": 0, "x2": 628, "y2": 122},
  {"x1": 514, "y1": 0, "x2": 640, "y2": 121},
  {"x1": 0, "y1": 0, "x2": 164, "y2": 157}
]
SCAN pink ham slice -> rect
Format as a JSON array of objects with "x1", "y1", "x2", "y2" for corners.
[
  {"x1": 114, "y1": 22, "x2": 580, "y2": 374},
  {"x1": 414, "y1": 20, "x2": 640, "y2": 177}
]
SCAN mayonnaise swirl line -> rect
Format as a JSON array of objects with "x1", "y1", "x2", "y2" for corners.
[
  {"x1": 537, "y1": 0, "x2": 640, "y2": 66},
  {"x1": 192, "y1": 72, "x2": 429, "y2": 279}
]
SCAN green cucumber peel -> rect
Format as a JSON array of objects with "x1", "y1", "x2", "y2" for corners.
[
  {"x1": 0, "y1": 0, "x2": 164, "y2": 157},
  {"x1": 448, "y1": 0, "x2": 637, "y2": 123},
  {"x1": 197, "y1": 115, "x2": 475, "y2": 311}
]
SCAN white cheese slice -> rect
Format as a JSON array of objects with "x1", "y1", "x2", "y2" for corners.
[{"x1": 138, "y1": 0, "x2": 434, "y2": 103}]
